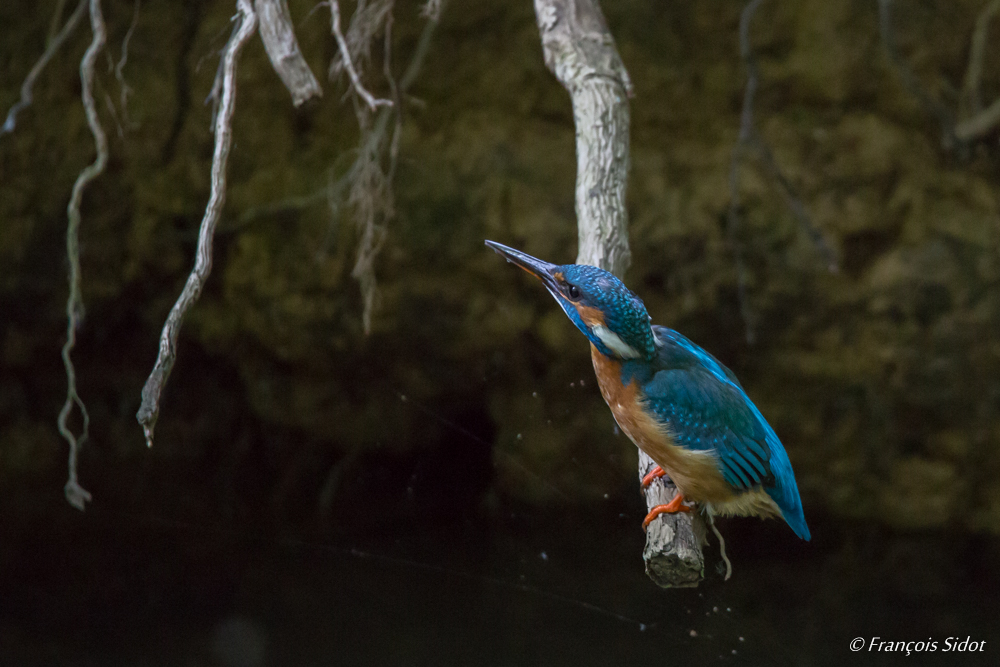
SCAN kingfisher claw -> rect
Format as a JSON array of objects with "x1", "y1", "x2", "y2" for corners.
[
  {"x1": 642, "y1": 494, "x2": 692, "y2": 530},
  {"x1": 641, "y1": 465, "x2": 666, "y2": 489}
]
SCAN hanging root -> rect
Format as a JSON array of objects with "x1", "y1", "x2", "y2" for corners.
[
  {"x1": 136, "y1": 0, "x2": 258, "y2": 447},
  {"x1": 706, "y1": 512, "x2": 733, "y2": 581},
  {"x1": 321, "y1": 0, "x2": 442, "y2": 333},
  {"x1": 57, "y1": 0, "x2": 109, "y2": 511},
  {"x1": 328, "y1": 0, "x2": 393, "y2": 111},
  {"x1": 113, "y1": 0, "x2": 141, "y2": 130},
  {"x1": 2, "y1": 0, "x2": 87, "y2": 136}
]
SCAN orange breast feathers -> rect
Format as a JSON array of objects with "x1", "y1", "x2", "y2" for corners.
[{"x1": 589, "y1": 345, "x2": 738, "y2": 506}]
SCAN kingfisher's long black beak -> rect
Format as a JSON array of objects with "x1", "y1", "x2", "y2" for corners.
[{"x1": 485, "y1": 240, "x2": 561, "y2": 293}]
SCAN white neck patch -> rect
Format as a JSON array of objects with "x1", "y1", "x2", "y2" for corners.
[{"x1": 592, "y1": 324, "x2": 640, "y2": 359}]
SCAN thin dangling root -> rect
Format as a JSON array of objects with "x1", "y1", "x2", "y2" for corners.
[{"x1": 707, "y1": 512, "x2": 732, "y2": 581}]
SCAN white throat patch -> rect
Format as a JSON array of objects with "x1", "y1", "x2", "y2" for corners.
[{"x1": 592, "y1": 324, "x2": 640, "y2": 359}]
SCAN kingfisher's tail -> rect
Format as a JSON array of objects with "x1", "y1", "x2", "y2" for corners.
[{"x1": 765, "y1": 439, "x2": 811, "y2": 541}]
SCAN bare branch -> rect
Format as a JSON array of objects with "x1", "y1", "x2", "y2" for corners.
[
  {"x1": 255, "y1": 0, "x2": 323, "y2": 106},
  {"x1": 59, "y1": 0, "x2": 110, "y2": 511},
  {"x1": 136, "y1": 0, "x2": 259, "y2": 447},
  {"x1": 2, "y1": 0, "x2": 87, "y2": 136},
  {"x1": 328, "y1": 0, "x2": 393, "y2": 111}
]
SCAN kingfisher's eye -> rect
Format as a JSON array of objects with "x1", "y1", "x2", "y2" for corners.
[{"x1": 567, "y1": 284, "x2": 580, "y2": 299}]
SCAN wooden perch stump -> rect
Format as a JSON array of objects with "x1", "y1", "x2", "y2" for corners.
[{"x1": 639, "y1": 451, "x2": 706, "y2": 587}]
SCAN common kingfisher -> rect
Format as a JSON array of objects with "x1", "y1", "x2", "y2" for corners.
[{"x1": 486, "y1": 240, "x2": 810, "y2": 540}]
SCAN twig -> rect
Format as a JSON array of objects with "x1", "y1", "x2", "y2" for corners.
[
  {"x1": 59, "y1": 0, "x2": 109, "y2": 512},
  {"x1": 136, "y1": 0, "x2": 258, "y2": 447},
  {"x1": 2, "y1": 0, "x2": 87, "y2": 136},
  {"x1": 328, "y1": 0, "x2": 393, "y2": 111}
]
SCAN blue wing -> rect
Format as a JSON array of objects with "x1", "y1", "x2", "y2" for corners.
[
  {"x1": 642, "y1": 366, "x2": 775, "y2": 491},
  {"x1": 625, "y1": 327, "x2": 810, "y2": 540}
]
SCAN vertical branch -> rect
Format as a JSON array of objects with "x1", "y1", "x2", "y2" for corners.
[
  {"x1": 58, "y1": 0, "x2": 109, "y2": 511},
  {"x1": 136, "y1": 0, "x2": 258, "y2": 447},
  {"x1": 534, "y1": 0, "x2": 705, "y2": 588},
  {"x1": 534, "y1": 0, "x2": 631, "y2": 273}
]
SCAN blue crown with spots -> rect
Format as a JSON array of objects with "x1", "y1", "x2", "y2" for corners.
[{"x1": 555, "y1": 265, "x2": 657, "y2": 360}]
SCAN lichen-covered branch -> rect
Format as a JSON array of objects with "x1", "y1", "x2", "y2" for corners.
[
  {"x1": 1, "y1": 0, "x2": 87, "y2": 136},
  {"x1": 136, "y1": 0, "x2": 258, "y2": 447},
  {"x1": 58, "y1": 0, "x2": 109, "y2": 512},
  {"x1": 255, "y1": 0, "x2": 322, "y2": 106},
  {"x1": 534, "y1": 0, "x2": 704, "y2": 588}
]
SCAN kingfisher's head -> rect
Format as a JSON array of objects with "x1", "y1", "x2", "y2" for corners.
[{"x1": 486, "y1": 240, "x2": 656, "y2": 361}]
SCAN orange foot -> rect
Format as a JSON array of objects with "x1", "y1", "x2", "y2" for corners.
[
  {"x1": 642, "y1": 493, "x2": 692, "y2": 530},
  {"x1": 641, "y1": 465, "x2": 666, "y2": 489}
]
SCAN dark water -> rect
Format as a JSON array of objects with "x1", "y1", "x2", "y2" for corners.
[{"x1": 2, "y1": 482, "x2": 997, "y2": 667}]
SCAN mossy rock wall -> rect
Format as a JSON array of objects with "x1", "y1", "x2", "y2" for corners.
[{"x1": 2, "y1": 0, "x2": 1000, "y2": 533}]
